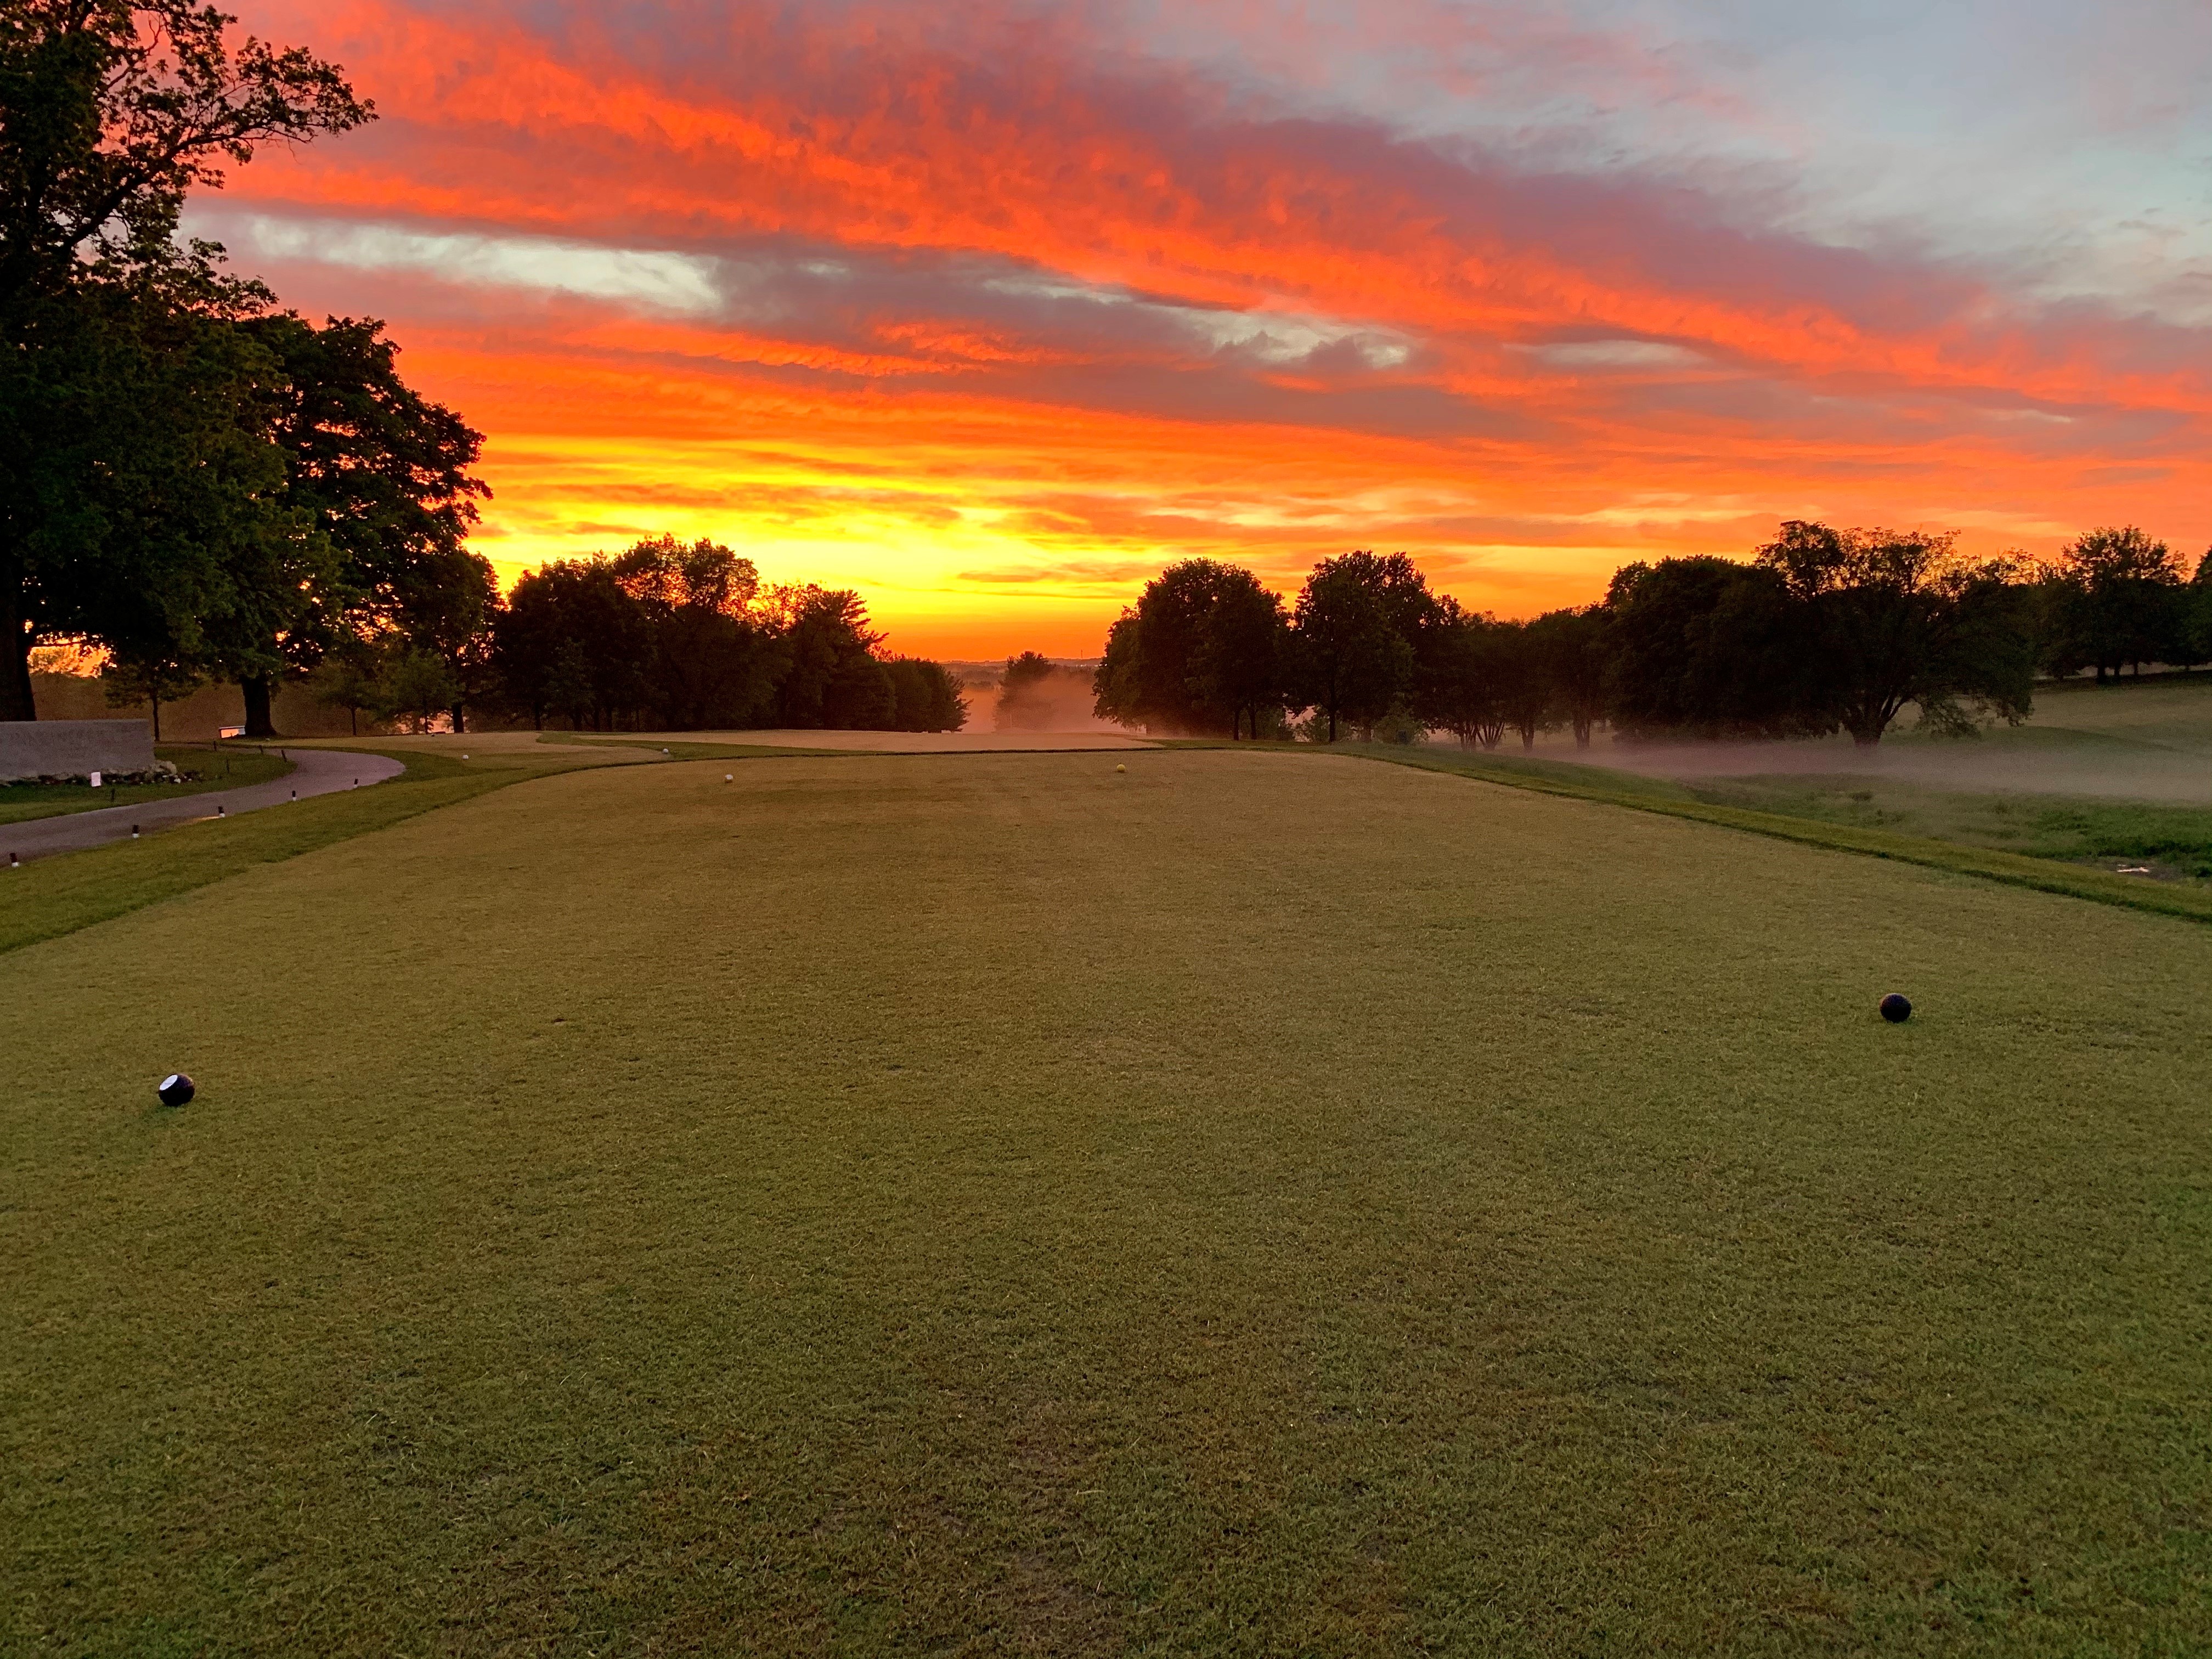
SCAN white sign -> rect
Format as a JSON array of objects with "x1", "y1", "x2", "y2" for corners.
[{"x1": 89, "y1": 770, "x2": 101, "y2": 787}]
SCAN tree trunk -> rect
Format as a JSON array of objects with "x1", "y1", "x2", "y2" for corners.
[
  {"x1": 1, "y1": 561, "x2": 32, "y2": 721},
  {"x1": 348, "y1": 705, "x2": 358, "y2": 736},
  {"x1": 450, "y1": 700, "x2": 466, "y2": 734},
  {"x1": 1574, "y1": 719, "x2": 1592, "y2": 748},
  {"x1": 242, "y1": 674, "x2": 278, "y2": 738},
  {"x1": 151, "y1": 693, "x2": 162, "y2": 742}
]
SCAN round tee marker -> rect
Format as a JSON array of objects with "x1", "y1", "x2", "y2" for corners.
[
  {"x1": 1879, "y1": 992, "x2": 1912, "y2": 1024},
  {"x1": 157, "y1": 1073, "x2": 195, "y2": 1107},
  {"x1": 1115, "y1": 764, "x2": 1126, "y2": 773}
]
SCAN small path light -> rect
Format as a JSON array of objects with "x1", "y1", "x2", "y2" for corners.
[{"x1": 131, "y1": 824, "x2": 140, "y2": 839}]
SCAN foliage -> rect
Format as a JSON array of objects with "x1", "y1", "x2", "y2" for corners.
[
  {"x1": 1288, "y1": 550, "x2": 1428, "y2": 742},
  {"x1": 0, "y1": 1, "x2": 370, "y2": 721},
  {"x1": 1094, "y1": 558, "x2": 1290, "y2": 736},
  {"x1": 2038, "y1": 526, "x2": 2192, "y2": 681},
  {"x1": 884, "y1": 658, "x2": 967, "y2": 732},
  {"x1": 1756, "y1": 521, "x2": 2035, "y2": 744},
  {"x1": 994, "y1": 650, "x2": 1056, "y2": 730},
  {"x1": 492, "y1": 541, "x2": 958, "y2": 733}
]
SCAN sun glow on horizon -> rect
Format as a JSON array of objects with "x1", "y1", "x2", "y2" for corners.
[{"x1": 205, "y1": 0, "x2": 2212, "y2": 658}]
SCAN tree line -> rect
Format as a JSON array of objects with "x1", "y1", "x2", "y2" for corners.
[{"x1": 1096, "y1": 526, "x2": 2212, "y2": 748}]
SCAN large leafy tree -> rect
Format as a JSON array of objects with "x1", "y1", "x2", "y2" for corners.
[
  {"x1": 1604, "y1": 556, "x2": 1822, "y2": 740},
  {"x1": 1418, "y1": 597, "x2": 1508, "y2": 749},
  {"x1": 611, "y1": 533, "x2": 782, "y2": 730},
  {"x1": 241, "y1": 314, "x2": 489, "y2": 734},
  {"x1": 885, "y1": 658, "x2": 966, "y2": 732},
  {"x1": 1756, "y1": 520, "x2": 2033, "y2": 744},
  {"x1": 0, "y1": 1, "x2": 369, "y2": 719},
  {"x1": 494, "y1": 557, "x2": 653, "y2": 730},
  {"x1": 769, "y1": 585, "x2": 890, "y2": 730},
  {"x1": 1094, "y1": 558, "x2": 1286, "y2": 737},
  {"x1": 2040, "y1": 526, "x2": 2189, "y2": 682},
  {"x1": 1530, "y1": 606, "x2": 1610, "y2": 748},
  {"x1": 1290, "y1": 551, "x2": 1432, "y2": 742}
]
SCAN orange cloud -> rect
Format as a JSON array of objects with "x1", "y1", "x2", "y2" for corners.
[{"x1": 208, "y1": 0, "x2": 2212, "y2": 656}]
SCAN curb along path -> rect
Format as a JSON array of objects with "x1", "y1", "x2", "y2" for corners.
[{"x1": 4, "y1": 748, "x2": 407, "y2": 865}]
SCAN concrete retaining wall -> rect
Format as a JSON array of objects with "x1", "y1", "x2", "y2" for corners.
[{"x1": 0, "y1": 719, "x2": 157, "y2": 782}]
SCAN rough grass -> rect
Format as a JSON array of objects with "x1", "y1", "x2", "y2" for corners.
[
  {"x1": 3, "y1": 749, "x2": 2209, "y2": 1656},
  {"x1": 1313, "y1": 744, "x2": 2212, "y2": 926},
  {"x1": 0, "y1": 745, "x2": 293, "y2": 826},
  {"x1": 1679, "y1": 774, "x2": 2212, "y2": 877}
]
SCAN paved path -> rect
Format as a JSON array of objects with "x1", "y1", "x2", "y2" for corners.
[{"x1": 4, "y1": 747, "x2": 405, "y2": 866}]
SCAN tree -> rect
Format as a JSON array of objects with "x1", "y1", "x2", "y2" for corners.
[
  {"x1": 0, "y1": 1, "x2": 370, "y2": 720},
  {"x1": 771, "y1": 585, "x2": 889, "y2": 729},
  {"x1": 887, "y1": 658, "x2": 966, "y2": 731},
  {"x1": 1190, "y1": 571, "x2": 1291, "y2": 739},
  {"x1": 1493, "y1": 619, "x2": 1551, "y2": 751},
  {"x1": 1755, "y1": 520, "x2": 2034, "y2": 744},
  {"x1": 2041, "y1": 526, "x2": 2189, "y2": 681},
  {"x1": 2187, "y1": 548, "x2": 2212, "y2": 669},
  {"x1": 1604, "y1": 556, "x2": 1823, "y2": 740},
  {"x1": 1093, "y1": 558, "x2": 1282, "y2": 736},
  {"x1": 996, "y1": 650, "x2": 1057, "y2": 730},
  {"x1": 374, "y1": 646, "x2": 458, "y2": 735},
  {"x1": 612, "y1": 534, "x2": 781, "y2": 729},
  {"x1": 1530, "y1": 606, "x2": 1610, "y2": 747},
  {"x1": 236, "y1": 313, "x2": 489, "y2": 735},
  {"x1": 1290, "y1": 551, "x2": 1432, "y2": 742},
  {"x1": 1419, "y1": 600, "x2": 1508, "y2": 749},
  {"x1": 307, "y1": 637, "x2": 380, "y2": 736},
  {"x1": 100, "y1": 646, "x2": 203, "y2": 740},
  {"x1": 494, "y1": 557, "x2": 651, "y2": 729}
]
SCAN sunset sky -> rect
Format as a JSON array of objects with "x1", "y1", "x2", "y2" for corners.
[{"x1": 204, "y1": 0, "x2": 2211, "y2": 657}]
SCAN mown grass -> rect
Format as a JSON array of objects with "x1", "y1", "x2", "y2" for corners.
[
  {"x1": 3, "y1": 749, "x2": 2209, "y2": 1655},
  {"x1": 0, "y1": 745, "x2": 294, "y2": 826},
  {"x1": 0, "y1": 746, "x2": 599, "y2": 957}
]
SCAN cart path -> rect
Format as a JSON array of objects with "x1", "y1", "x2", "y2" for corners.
[{"x1": 3, "y1": 748, "x2": 406, "y2": 866}]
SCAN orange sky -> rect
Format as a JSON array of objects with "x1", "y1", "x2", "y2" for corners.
[{"x1": 207, "y1": 0, "x2": 2212, "y2": 658}]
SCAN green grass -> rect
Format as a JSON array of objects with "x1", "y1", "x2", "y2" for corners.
[
  {"x1": 4, "y1": 749, "x2": 2209, "y2": 1654},
  {"x1": 0, "y1": 746, "x2": 606, "y2": 957},
  {"x1": 1679, "y1": 774, "x2": 2212, "y2": 878},
  {"x1": 1290, "y1": 743, "x2": 2212, "y2": 926},
  {"x1": 0, "y1": 745, "x2": 294, "y2": 826},
  {"x1": 2007, "y1": 672, "x2": 2212, "y2": 752},
  {"x1": 540, "y1": 733, "x2": 857, "y2": 760}
]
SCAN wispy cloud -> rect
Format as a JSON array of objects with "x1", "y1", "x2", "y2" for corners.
[{"x1": 215, "y1": 0, "x2": 2212, "y2": 652}]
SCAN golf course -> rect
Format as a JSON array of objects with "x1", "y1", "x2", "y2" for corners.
[{"x1": 5, "y1": 733, "x2": 2209, "y2": 1654}]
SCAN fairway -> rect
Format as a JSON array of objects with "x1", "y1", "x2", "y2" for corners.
[{"x1": 4, "y1": 751, "x2": 2209, "y2": 1655}]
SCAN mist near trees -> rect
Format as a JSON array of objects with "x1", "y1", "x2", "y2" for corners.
[{"x1": 1096, "y1": 524, "x2": 2208, "y2": 748}]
